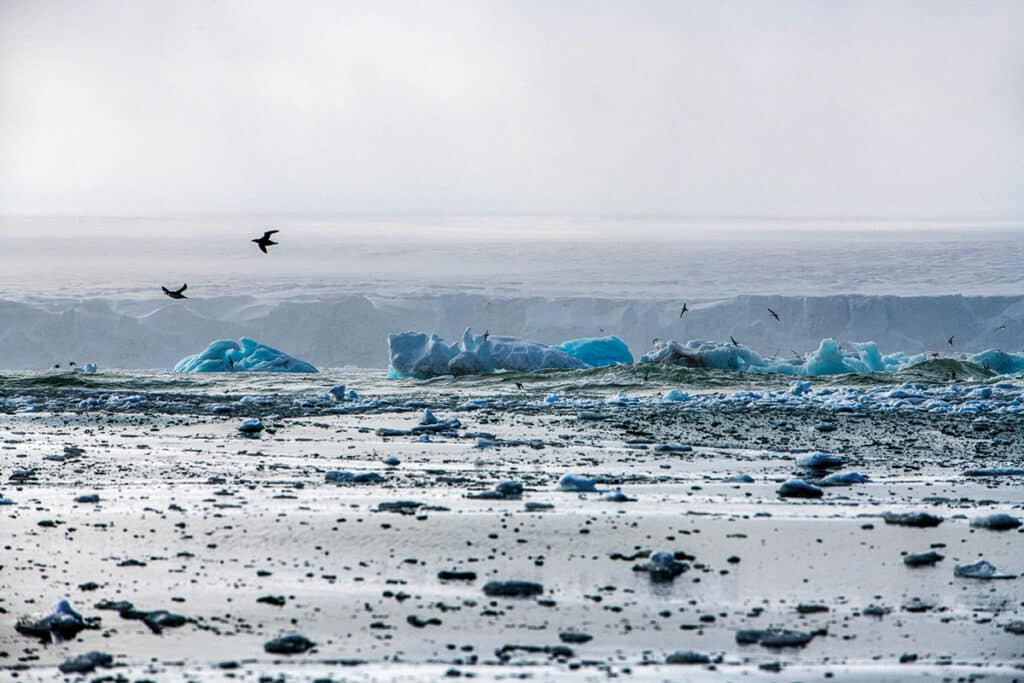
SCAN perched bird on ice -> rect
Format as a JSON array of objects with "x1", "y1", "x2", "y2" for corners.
[
  {"x1": 252, "y1": 229, "x2": 279, "y2": 254},
  {"x1": 161, "y1": 283, "x2": 187, "y2": 299},
  {"x1": 482, "y1": 330, "x2": 490, "y2": 341},
  {"x1": 768, "y1": 307, "x2": 781, "y2": 322},
  {"x1": 947, "y1": 335, "x2": 955, "y2": 348},
  {"x1": 679, "y1": 302, "x2": 689, "y2": 318},
  {"x1": 730, "y1": 336, "x2": 740, "y2": 346}
]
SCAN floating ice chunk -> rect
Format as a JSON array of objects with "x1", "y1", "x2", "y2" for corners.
[
  {"x1": 560, "y1": 474, "x2": 600, "y2": 492},
  {"x1": 238, "y1": 418, "x2": 264, "y2": 433},
  {"x1": 387, "y1": 328, "x2": 630, "y2": 378},
  {"x1": 665, "y1": 650, "x2": 710, "y2": 665},
  {"x1": 420, "y1": 408, "x2": 439, "y2": 425},
  {"x1": 954, "y1": 560, "x2": 1014, "y2": 579},
  {"x1": 635, "y1": 551, "x2": 690, "y2": 581},
  {"x1": 790, "y1": 381, "x2": 812, "y2": 396},
  {"x1": 724, "y1": 473, "x2": 755, "y2": 483},
  {"x1": 796, "y1": 452, "x2": 844, "y2": 470},
  {"x1": 475, "y1": 437, "x2": 497, "y2": 448},
  {"x1": 604, "y1": 488, "x2": 637, "y2": 502},
  {"x1": 382, "y1": 457, "x2": 401, "y2": 467},
  {"x1": 655, "y1": 443, "x2": 693, "y2": 453},
  {"x1": 555, "y1": 336, "x2": 633, "y2": 366},
  {"x1": 970, "y1": 513, "x2": 1022, "y2": 531},
  {"x1": 971, "y1": 349, "x2": 1024, "y2": 375},
  {"x1": 904, "y1": 551, "x2": 944, "y2": 567},
  {"x1": 777, "y1": 479, "x2": 824, "y2": 498},
  {"x1": 0, "y1": 497, "x2": 14, "y2": 505},
  {"x1": 817, "y1": 471, "x2": 869, "y2": 487},
  {"x1": 328, "y1": 385, "x2": 347, "y2": 400},
  {"x1": 467, "y1": 481, "x2": 524, "y2": 500},
  {"x1": 544, "y1": 394, "x2": 562, "y2": 403},
  {"x1": 16, "y1": 600, "x2": 88, "y2": 643},
  {"x1": 883, "y1": 511, "x2": 943, "y2": 527},
  {"x1": 84, "y1": 363, "x2": 97, "y2": 373},
  {"x1": 661, "y1": 389, "x2": 690, "y2": 402},
  {"x1": 175, "y1": 338, "x2": 317, "y2": 373}
]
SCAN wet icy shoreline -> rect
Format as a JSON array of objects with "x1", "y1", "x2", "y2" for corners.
[{"x1": 1, "y1": 367, "x2": 1023, "y2": 681}]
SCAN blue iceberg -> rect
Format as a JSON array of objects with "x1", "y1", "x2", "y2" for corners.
[
  {"x1": 556, "y1": 336, "x2": 633, "y2": 367},
  {"x1": 174, "y1": 338, "x2": 317, "y2": 373},
  {"x1": 388, "y1": 328, "x2": 632, "y2": 379}
]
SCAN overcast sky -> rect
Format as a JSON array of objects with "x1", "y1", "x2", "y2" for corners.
[{"x1": 1, "y1": 0, "x2": 1021, "y2": 217}]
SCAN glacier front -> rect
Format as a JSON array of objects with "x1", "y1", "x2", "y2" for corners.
[
  {"x1": 388, "y1": 329, "x2": 632, "y2": 379},
  {"x1": 174, "y1": 338, "x2": 318, "y2": 373}
]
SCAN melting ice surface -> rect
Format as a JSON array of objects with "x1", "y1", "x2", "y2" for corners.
[
  {"x1": 174, "y1": 338, "x2": 317, "y2": 373},
  {"x1": 388, "y1": 329, "x2": 632, "y2": 379}
]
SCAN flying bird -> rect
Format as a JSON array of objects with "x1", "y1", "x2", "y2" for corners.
[
  {"x1": 679, "y1": 302, "x2": 689, "y2": 318},
  {"x1": 482, "y1": 330, "x2": 490, "y2": 341},
  {"x1": 69, "y1": 361, "x2": 76, "y2": 367},
  {"x1": 515, "y1": 382, "x2": 525, "y2": 391},
  {"x1": 162, "y1": 283, "x2": 187, "y2": 300},
  {"x1": 730, "y1": 336, "x2": 739, "y2": 347},
  {"x1": 768, "y1": 307, "x2": 780, "y2": 322},
  {"x1": 252, "y1": 229, "x2": 279, "y2": 254},
  {"x1": 996, "y1": 323, "x2": 1007, "y2": 332},
  {"x1": 947, "y1": 336, "x2": 954, "y2": 348}
]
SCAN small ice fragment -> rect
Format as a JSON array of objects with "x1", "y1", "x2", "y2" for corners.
[
  {"x1": 666, "y1": 650, "x2": 710, "y2": 664},
  {"x1": 264, "y1": 634, "x2": 316, "y2": 654},
  {"x1": 883, "y1": 511, "x2": 943, "y2": 527},
  {"x1": 475, "y1": 437, "x2": 497, "y2": 448},
  {"x1": 954, "y1": 560, "x2": 1011, "y2": 579},
  {"x1": 75, "y1": 493, "x2": 100, "y2": 504},
  {"x1": 777, "y1": 479, "x2": 824, "y2": 499},
  {"x1": 661, "y1": 389, "x2": 689, "y2": 402},
  {"x1": 724, "y1": 473, "x2": 755, "y2": 483},
  {"x1": 482, "y1": 580, "x2": 544, "y2": 597},
  {"x1": 328, "y1": 384, "x2": 346, "y2": 400},
  {"x1": 797, "y1": 452, "x2": 843, "y2": 470},
  {"x1": 817, "y1": 471, "x2": 869, "y2": 487},
  {"x1": 815, "y1": 422, "x2": 836, "y2": 432},
  {"x1": 420, "y1": 408, "x2": 439, "y2": 425},
  {"x1": 238, "y1": 418, "x2": 264, "y2": 433},
  {"x1": 559, "y1": 474, "x2": 599, "y2": 492},
  {"x1": 382, "y1": 456, "x2": 401, "y2": 467},
  {"x1": 604, "y1": 489, "x2": 636, "y2": 503},
  {"x1": 655, "y1": 443, "x2": 692, "y2": 453},
  {"x1": 970, "y1": 513, "x2": 1022, "y2": 531},
  {"x1": 790, "y1": 380, "x2": 811, "y2": 396}
]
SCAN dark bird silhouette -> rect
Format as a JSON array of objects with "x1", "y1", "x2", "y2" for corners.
[
  {"x1": 792, "y1": 350, "x2": 802, "y2": 359},
  {"x1": 996, "y1": 323, "x2": 1007, "y2": 332},
  {"x1": 161, "y1": 283, "x2": 187, "y2": 299},
  {"x1": 768, "y1": 307, "x2": 781, "y2": 322},
  {"x1": 52, "y1": 363, "x2": 60, "y2": 369},
  {"x1": 515, "y1": 382, "x2": 525, "y2": 391},
  {"x1": 69, "y1": 361, "x2": 76, "y2": 367},
  {"x1": 730, "y1": 336, "x2": 739, "y2": 347},
  {"x1": 947, "y1": 335, "x2": 954, "y2": 348},
  {"x1": 252, "y1": 229, "x2": 279, "y2": 254},
  {"x1": 651, "y1": 337, "x2": 660, "y2": 346},
  {"x1": 679, "y1": 302, "x2": 689, "y2": 318},
  {"x1": 482, "y1": 330, "x2": 490, "y2": 341}
]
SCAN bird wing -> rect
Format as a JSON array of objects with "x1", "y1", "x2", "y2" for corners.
[
  {"x1": 258, "y1": 242, "x2": 268, "y2": 254},
  {"x1": 179, "y1": 283, "x2": 187, "y2": 293},
  {"x1": 263, "y1": 230, "x2": 279, "y2": 238},
  {"x1": 161, "y1": 286, "x2": 170, "y2": 294}
]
